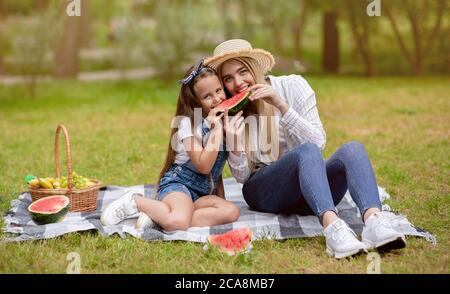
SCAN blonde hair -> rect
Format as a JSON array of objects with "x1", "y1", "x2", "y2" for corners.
[{"x1": 218, "y1": 57, "x2": 280, "y2": 173}]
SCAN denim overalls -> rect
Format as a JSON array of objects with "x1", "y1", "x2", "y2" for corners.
[{"x1": 157, "y1": 121, "x2": 228, "y2": 202}]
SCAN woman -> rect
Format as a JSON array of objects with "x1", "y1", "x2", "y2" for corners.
[{"x1": 204, "y1": 39, "x2": 406, "y2": 259}]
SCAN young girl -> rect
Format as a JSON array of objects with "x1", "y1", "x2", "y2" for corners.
[{"x1": 101, "y1": 59, "x2": 240, "y2": 231}]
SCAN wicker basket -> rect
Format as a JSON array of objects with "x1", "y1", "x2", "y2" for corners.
[{"x1": 29, "y1": 124, "x2": 100, "y2": 212}]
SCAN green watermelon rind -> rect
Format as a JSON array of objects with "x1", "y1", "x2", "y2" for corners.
[
  {"x1": 28, "y1": 195, "x2": 70, "y2": 225},
  {"x1": 228, "y1": 96, "x2": 249, "y2": 115},
  {"x1": 207, "y1": 228, "x2": 253, "y2": 255},
  {"x1": 216, "y1": 91, "x2": 251, "y2": 115}
]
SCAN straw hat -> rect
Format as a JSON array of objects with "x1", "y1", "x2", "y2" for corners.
[{"x1": 204, "y1": 39, "x2": 275, "y2": 73}]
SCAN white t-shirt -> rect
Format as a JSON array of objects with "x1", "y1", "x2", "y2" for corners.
[{"x1": 174, "y1": 117, "x2": 210, "y2": 165}]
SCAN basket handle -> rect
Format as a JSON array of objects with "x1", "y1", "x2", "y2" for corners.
[{"x1": 54, "y1": 124, "x2": 73, "y2": 192}]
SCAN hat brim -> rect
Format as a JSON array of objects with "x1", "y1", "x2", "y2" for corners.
[{"x1": 204, "y1": 48, "x2": 275, "y2": 74}]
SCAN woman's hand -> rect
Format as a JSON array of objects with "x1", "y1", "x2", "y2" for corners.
[
  {"x1": 223, "y1": 109, "x2": 245, "y2": 154},
  {"x1": 205, "y1": 108, "x2": 224, "y2": 130},
  {"x1": 248, "y1": 84, "x2": 289, "y2": 114}
]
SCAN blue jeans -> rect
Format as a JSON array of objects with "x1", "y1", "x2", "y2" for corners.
[{"x1": 242, "y1": 141, "x2": 382, "y2": 222}]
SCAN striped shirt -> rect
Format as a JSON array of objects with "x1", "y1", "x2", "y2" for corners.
[{"x1": 228, "y1": 74, "x2": 326, "y2": 183}]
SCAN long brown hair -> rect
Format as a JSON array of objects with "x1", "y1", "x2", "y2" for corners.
[
  {"x1": 217, "y1": 57, "x2": 279, "y2": 172},
  {"x1": 158, "y1": 66, "x2": 217, "y2": 184}
]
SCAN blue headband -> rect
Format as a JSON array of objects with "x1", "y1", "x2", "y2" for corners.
[{"x1": 178, "y1": 58, "x2": 205, "y2": 85}]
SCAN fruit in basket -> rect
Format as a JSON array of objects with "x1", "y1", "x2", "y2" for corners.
[
  {"x1": 72, "y1": 172, "x2": 96, "y2": 189},
  {"x1": 27, "y1": 172, "x2": 97, "y2": 190},
  {"x1": 38, "y1": 178, "x2": 54, "y2": 189},
  {"x1": 28, "y1": 195, "x2": 70, "y2": 225},
  {"x1": 28, "y1": 179, "x2": 40, "y2": 188},
  {"x1": 52, "y1": 180, "x2": 61, "y2": 189}
]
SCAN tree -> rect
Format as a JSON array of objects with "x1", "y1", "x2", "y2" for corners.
[
  {"x1": 250, "y1": 0, "x2": 311, "y2": 59},
  {"x1": 237, "y1": 0, "x2": 254, "y2": 40},
  {"x1": 80, "y1": 0, "x2": 91, "y2": 48},
  {"x1": 0, "y1": 43, "x2": 4, "y2": 75},
  {"x1": 292, "y1": 0, "x2": 311, "y2": 61},
  {"x1": 35, "y1": 0, "x2": 49, "y2": 12},
  {"x1": 345, "y1": 0, "x2": 376, "y2": 76},
  {"x1": 384, "y1": 0, "x2": 447, "y2": 75},
  {"x1": 12, "y1": 4, "x2": 59, "y2": 95},
  {"x1": 0, "y1": 14, "x2": 3, "y2": 75},
  {"x1": 145, "y1": 1, "x2": 221, "y2": 79},
  {"x1": 54, "y1": 1, "x2": 83, "y2": 77},
  {"x1": 322, "y1": 10, "x2": 340, "y2": 72},
  {"x1": 218, "y1": 0, "x2": 236, "y2": 39}
]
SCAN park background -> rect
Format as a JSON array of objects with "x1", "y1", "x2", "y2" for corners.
[{"x1": 0, "y1": 0, "x2": 448, "y2": 273}]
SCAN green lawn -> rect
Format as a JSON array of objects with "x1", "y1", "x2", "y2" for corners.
[{"x1": 0, "y1": 76, "x2": 449, "y2": 273}]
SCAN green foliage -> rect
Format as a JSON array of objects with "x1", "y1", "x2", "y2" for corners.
[
  {"x1": 0, "y1": 0, "x2": 35, "y2": 15},
  {"x1": 6, "y1": 3, "x2": 60, "y2": 95},
  {"x1": 143, "y1": 1, "x2": 222, "y2": 78},
  {"x1": 0, "y1": 0, "x2": 449, "y2": 79}
]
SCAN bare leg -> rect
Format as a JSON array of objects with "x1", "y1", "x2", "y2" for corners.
[
  {"x1": 363, "y1": 207, "x2": 381, "y2": 222},
  {"x1": 322, "y1": 207, "x2": 381, "y2": 228},
  {"x1": 322, "y1": 210, "x2": 339, "y2": 228},
  {"x1": 191, "y1": 195, "x2": 240, "y2": 227},
  {"x1": 134, "y1": 193, "x2": 194, "y2": 231}
]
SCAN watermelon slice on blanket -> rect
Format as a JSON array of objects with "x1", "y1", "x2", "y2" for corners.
[
  {"x1": 215, "y1": 91, "x2": 251, "y2": 115},
  {"x1": 28, "y1": 195, "x2": 70, "y2": 225},
  {"x1": 206, "y1": 228, "x2": 253, "y2": 255}
]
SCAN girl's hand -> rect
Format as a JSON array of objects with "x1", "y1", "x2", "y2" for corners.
[
  {"x1": 206, "y1": 108, "x2": 224, "y2": 130},
  {"x1": 248, "y1": 84, "x2": 289, "y2": 114},
  {"x1": 224, "y1": 109, "x2": 245, "y2": 153}
]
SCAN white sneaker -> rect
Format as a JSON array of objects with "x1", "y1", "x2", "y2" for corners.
[
  {"x1": 362, "y1": 211, "x2": 406, "y2": 251},
  {"x1": 324, "y1": 218, "x2": 367, "y2": 259},
  {"x1": 101, "y1": 190, "x2": 140, "y2": 226},
  {"x1": 135, "y1": 213, "x2": 156, "y2": 230}
]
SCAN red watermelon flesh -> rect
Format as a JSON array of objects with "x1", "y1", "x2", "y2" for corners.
[
  {"x1": 28, "y1": 195, "x2": 70, "y2": 225},
  {"x1": 208, "y1": 228, "x2": 253, "y2": 255},
  {"x1": 215, "y1": 91, "x2": 251, "y2": 115}
]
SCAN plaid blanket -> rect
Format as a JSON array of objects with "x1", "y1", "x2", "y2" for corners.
[{"x1": 2, "y1": 178, "x2": 436, "y2": 244}]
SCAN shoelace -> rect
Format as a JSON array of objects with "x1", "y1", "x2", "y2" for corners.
[
  {"x1": 384, "y1": 212, "x2": 408, "y2": 227},
  {"x1": 332, "y1": 223, "x2": 357, "y2": 242},
  {"x1": 114, "y1": 206, "x2": 127, "y2": 221},
  {"x1": 374, "y1": 212, "x2": 394, "y2": 229}
]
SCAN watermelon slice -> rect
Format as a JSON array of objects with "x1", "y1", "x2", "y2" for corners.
[
  {"x1": 207, "y1": 228, "x2": 253, "y2": 255},
  {"x1": 28, "y1": 195, "x2": 70, "y2": 225},
  {"x1": 215, "y1": 91, "x2": 251, "y2": 115}
]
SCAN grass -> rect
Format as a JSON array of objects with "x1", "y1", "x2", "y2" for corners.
[{"x1": 0, "y1": 76, "x2": 449, "y2": 273}]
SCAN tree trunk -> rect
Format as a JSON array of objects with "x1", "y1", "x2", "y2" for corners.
[
  {"x1": 262, "y1": 14, "x2": 284, "y2": 54},
  {"x1": 54, "y1": 11, "x2": 82, "y2": 77},
  {"x1": 383, "y1": 5, "x2": 414, "y2": 67},
  {"x1": 292, "y1": 0, "x2": 309, "y2": 61},
  {"x1": 322, "y1": 10, "x2": 339, "y2": 73},
  {"x1": 239, "y1": 0, "x2": 253, "y2": 39},
  {"x1": 346, "y1": 1, "x2": 375, "y2": 76},
  {"x1": 35, "y1": 0, "x2": 49, "y2": 12},
  {"x1": 80, "y1": 0, "x2": 91, "y2": 48},
  {"x1": 404, "y1": 1, "x2": 423, "y2": 75},
  {"x1": 219, "y1": 0, "x2": 235, "y2": 39},
  {"x1": 0, "y1": 53, "x2": 4, "y2": 75},
  {"x1": 0, "y1": 30, "x2": 3, "y2": 75}
]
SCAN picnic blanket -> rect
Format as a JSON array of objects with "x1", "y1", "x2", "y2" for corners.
[{"x1": 2, "y1": 178, "x2": 437, "y2": 244}]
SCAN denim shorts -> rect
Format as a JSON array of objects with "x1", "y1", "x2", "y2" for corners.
[{"x1": 157, "y1": 165, "x2": 217, "y2": 202}]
